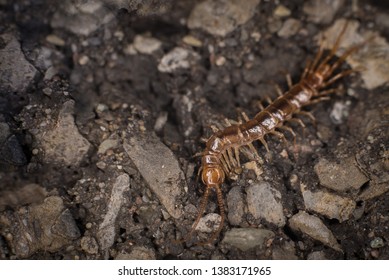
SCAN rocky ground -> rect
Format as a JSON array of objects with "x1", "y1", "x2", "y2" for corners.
[{"x1": 0, "y1": 0, "x2": 388, "y2": 260}]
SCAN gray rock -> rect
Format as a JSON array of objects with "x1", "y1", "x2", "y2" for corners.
[
  {"x1": 187, "y1": 0, "x2": 261, "y2": 37},
  {"x1": 314, "y1": 157, "x2": 368, "y2": 192},
  {"x1": 51, "y1": 1, "x2": 114, "y2": 36},
  {"x1": 277, "y1": 18, "x2": 301, "y2": 38},
  {"x1": 246, "y1": 182, "x2": 286, "y2": 227},
  {"x1": 158, "y1": 47, "x2": 200, "y2": 73},
  {"x1": 0, "y1": 34, "x2": 38, "y2": 93},
  {"x1": 97, "y1": 174, "x2": 130, "y2": 252},
  {"x1": 123, "y1": 132, "x2": 184, "y2": 219},
  {"x1": 0, "y1": 196, "x2": 80, "y2": 258},
  {"x1": 303, "y1": 0, "x2": 345, "y2": 24},
  {"x1": 370, "y1": 237, "x2": 385, "y2": 249},
  {"x1": 222, "y1": 228, "x2": 274, "y2": 251},
  {"x1": 36, "y1": 100, "x2": 91, "y2": 166},
  {"x1": 227, "y1": 186, "x2": 245, "y2": 226},
  {"x1": 288, "y1": 211, "x2": 342, "y2": 252},
  {"x1": 301, "y1": 184, "x2": 356, "y2": 222},
  {"x1": 98, "y1": 138, "x2": 119, "y2": 155},
  {"x1": 320, "y1": 19, "x2": 389, "y2": 90},
  {"x1": 272, "y1": 241, "x2": 298, "y2": 260}
]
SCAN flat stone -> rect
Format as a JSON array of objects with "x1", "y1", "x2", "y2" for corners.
[
  {"x1": 303, "y1": 0, "x2": 345, "y2": 24},
  {"x1": 222, "y1": 228, "x2": 274, "y2": 251},
  {"x1": 289, "y1": 211, "x2": 342, "y2": 252},
  {"x1": 246, "y1": 182, "x2": 286, "y2": 227},
  {"x1": 277, "y1": 18, "x2": 301, "y2": 38},
  {"x1": 226, "y1": 186, "x2": 245, "y2": 226},
  {"x1": 187, "y1": 0, "x2": 261, "y2": 37},
  {"x1": 320, "y1": 19, "x2": 389, "y2": 90},
  {"x1": 37, "y1": 100, "x2": 91, "y2": 166},
  {"x1": 301, "y1": 184, "x2": 356, "y2": 222},
  {"x1": 0, "y1": 33, "x2": 38, "y2": 93},
  {"x1": 97, "y1": 174, "x2": 130, "y2": 252},
  {"x1": 123, "y1": 132, "x2": 184, "y2": 219},
  {"x1": 314, "y1": 157, "x2": 368, "y2": 192}
]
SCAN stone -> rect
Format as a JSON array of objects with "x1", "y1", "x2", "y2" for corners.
[
  {"x1": 37, "y1": 100, "x2": 91, "y2": 167},
  {"x1": 288, "y1": 211, "x2": 342, "y2": 252},
  {"x1": 246, "y1": 182, "x2": 286, "y2": 227},
  {"x1": 226, "y1": 186, "x2": 245, "y2": 226},
  {"x1": 123, "y1": 132, "x2": 184, "y2": 219},
  {"x1": 301, "y1": 184, "x2": 356, "y2": 222},
  {"x1": 133, "y1": 35, "x2": 162, "y2": 54},
  {"x1": 303, "y1": 0, "x2": 345, "y2": 24},
  {"x1": 97, "y1": 174, "x2": 130, "y2": 252},
  {"x1": 158, "y1": 47, "x2": 200, "y2": 73},
  {"x1": 277, "y1": 18, "x2": 301, "y2": 38},
  {"x1": 187, "y1": 0, "x2": 261, "y2": 37},
  {"x1": 0, "y1": 34, "x2": 38, "y2": 93},
  {"x1": 222, "y1": 228, "x2": 274, "y2": 251},
  {"x1": 314, "y1": 157, "x2": 368, "y2": 192}
]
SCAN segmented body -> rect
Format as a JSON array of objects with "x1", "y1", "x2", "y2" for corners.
[{"x1": 177, "y1": 22, "x2": 367, "y2": 245}]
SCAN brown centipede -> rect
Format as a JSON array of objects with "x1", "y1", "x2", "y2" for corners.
[{"x1": 176, "y1": 21, "x2": 369, "y2": 245}]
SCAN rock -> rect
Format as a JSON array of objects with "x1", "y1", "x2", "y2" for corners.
[
  {"x1": 303, "y1": 0, "x2": 345, "y2": 24},
  {"x1": 123, "y1": 132, "x2": 184, "y2": 219},
  {"x1": 133, "y1": 35, "x2": 162, "y2": 54},
  {"x1": 246, "y1": 182, "x2": 286, "y2": 227},
  {"x1": 222, "y1": 228, "x2": 274, "y2": 251},
  {"x1": 301, "y1": 184, "x2": 356, "y2": 222},
  {"x1": 0, "y1": 134, "x2": 27, "y2": 166},
  {"x1": 320, "y1": 19, "x2": 389, "y2": 90},
  {"x1": 51, "y1": 1, "x2": 114, "y2": 36},
  {"x1": 314, "y1": 157, "x2": 368, "y2": 192},
  {"x1": 329, "y1": 101, "x2": 350, "y2": 124},
  {"x1": 187, "y1": 0, "x2": 261, "y2": 37},
  {"x1": 272, "y1": 241, "x2": 298, "y2": 260},
  {"x1": 273, "y1": 5, "x2": 291, "y2": 17},
  {"x1": 115, "y1": 246, "x2": 156, "y2": 260},
  {"x1": 98, "y1": 138, "x2": 119, "y2": 154},
  {"x1": 182, "y1": 35, "x2": 203, "y2": 47},
  {"x1": 195, "y1": 213, "x2": 221, "y2": 233},
  {"x1": 80, "y1": 236, "x2": 99, "y2": 255},
  {"x1": 0, "y1": 196, "x2": 80, "y2": 258},
  {"x1": 288, "y1": 211, "x2": 342, "y2": 252},
  {"x1": 45, "y1": 34, "x2": 65, "y2": 46},
  {"x1": 277, "y1": 18, "x2": 301, "y2": 38},
  {"x1": 0, "y1": 33, "x2": 38, "y2": 93},
  {"x1": 36, "y1": 100, "x2": 91, "y2": 166},
  {"x1": 370, "y1": 237, "x2": 385, "y2": 249},
  {"x1": 0, "y1": 184, "x2": 47, "y2": 211},
  {"x1": 226, "y1": 186, "x2": 245, "y2": 226},
  {"x1": 158, "y1": 47, "x2": 200, "y2": 73},
  {"x1": 97, "y1": 174, "x2": 130, "y2": 252}
]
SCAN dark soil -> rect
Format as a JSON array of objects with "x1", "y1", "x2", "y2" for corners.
[{"x1": 0, "y1": 0, "x2": 388, "y2": 260}]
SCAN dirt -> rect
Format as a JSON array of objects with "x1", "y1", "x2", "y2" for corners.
[{"x1": 0, "y1": 0, "x2": 388, "y2": 260}]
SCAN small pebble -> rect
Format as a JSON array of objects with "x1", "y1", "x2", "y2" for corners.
[
  {"x1": 274, "y1": 5, "x2": 291, "y2": 17},
  {"x1": 46, "y1": 34, "x2": 65, "y2": 46},
  {"x1": 182, "y1": 35, "x2": 203, "y2": 47},
  {"x1": 370, "y1": 237, "x2": 385, "y2": 249},
  {"x1": 78, "y1": 55, "x2": 89, "y2": 65}
]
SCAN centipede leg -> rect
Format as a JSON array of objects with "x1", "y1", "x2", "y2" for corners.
[
  {"x1": 295, "y1": 111, "x2": 317, "y2": 127},
  {"x1": 270, "y1": 130, "x2": 288, "y2": 145},
  {"x1": 278, "y1": 125, "x2": 297, "y2": 145}
]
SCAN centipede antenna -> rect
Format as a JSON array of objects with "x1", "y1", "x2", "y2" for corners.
[
  {"x1": 197, "y1": 184, "x2": 225, "y2": 246},
  {"x1": 174, "y1": 186, "x2": 211, "y2": 244},
  {"x1": 317, "y1": 20, "x2": 349, "y2": 71}
]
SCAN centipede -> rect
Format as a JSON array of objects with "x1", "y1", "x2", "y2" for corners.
[{"x1": 176, "y1": 21, "x2": 369, "y2": 246}]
